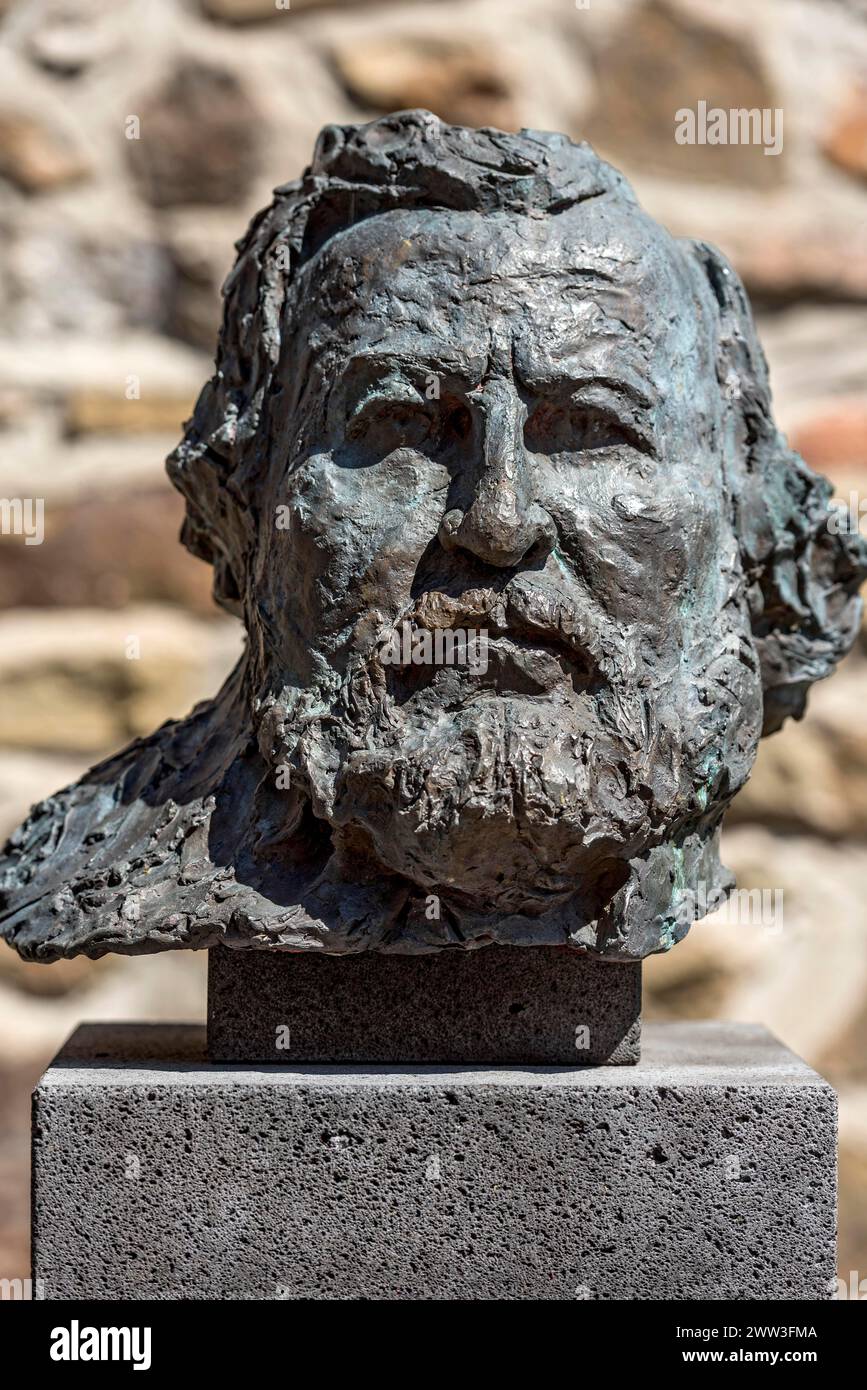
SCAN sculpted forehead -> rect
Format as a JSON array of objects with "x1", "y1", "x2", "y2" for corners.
[{"x1": 291, "y1": 203, "x2": 709, "y2": 399}]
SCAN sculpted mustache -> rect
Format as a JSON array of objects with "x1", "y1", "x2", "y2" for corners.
[{"x1": 394, "y1": 586, "x2": 628, "y2": 680}]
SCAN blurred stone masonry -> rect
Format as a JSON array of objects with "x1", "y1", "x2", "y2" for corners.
[{"x1": 1, "y1": 0, "x2": 867, "y2": 1282}]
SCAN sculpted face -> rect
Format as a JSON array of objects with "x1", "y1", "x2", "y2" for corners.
[
  {"x1": 1, "y1": 113, "x2": 863, "y2": 962},
  {"x1": 249, "y1": 204, "x2": 760, "y2": 924},
  {"x1": 265, "y1": 204, "x2": 722, "y2": 677}
]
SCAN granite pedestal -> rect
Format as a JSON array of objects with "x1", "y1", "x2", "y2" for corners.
[
  {"x1": 32, "y1": 1021, "x2": 836, "y2": 1300},
  {"x1": 207, "y1": 946, "x2": 642, "y2": 1065}
]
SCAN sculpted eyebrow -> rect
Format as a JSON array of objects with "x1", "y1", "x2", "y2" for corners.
[
  {"x1": 339, "y1": 349, "x2": 481, "y2": 388},
  {"x1": 576, "y1": 375, "x2": 653, "y2": 410},
  {"x1": 520, "y1": 365, "x2": 654, "y2": 410},
  {"x1": 348, "y1": 376, "x2": 426, "y2": 416}
]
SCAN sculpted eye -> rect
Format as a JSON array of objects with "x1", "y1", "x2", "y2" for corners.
[
  {"x1": 524, "y1": 399, "x2": 652, "y2": 457},
  {"x1": 346, "y1": 398, "x2": 433, "y2": 453}
]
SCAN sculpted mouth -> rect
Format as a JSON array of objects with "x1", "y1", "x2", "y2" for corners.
[
  {"x1": 475, "y1": 634, "x2": 594, "y2": 696},
  {"x1": 411, "y1": 587, "x2": 605, "y2": 667},
  {"x1": 380, "y1": 586, "x2": 602, "y2": 701}
]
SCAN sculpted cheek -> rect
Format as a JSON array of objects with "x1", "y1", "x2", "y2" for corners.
[
  {"x1": 550, "y1": 466, "x2": 715, "y2": 610},
  {"x1": 610, "y1": 497, "x2": 692, "y2": 598},
  {"x1": 276, "y1": 453, "x2": 448, "y2": 640}
]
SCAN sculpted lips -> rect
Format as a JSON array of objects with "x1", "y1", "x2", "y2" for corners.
[{"x1": 382, "y1": 584, "x2": 612, "y2": 698}]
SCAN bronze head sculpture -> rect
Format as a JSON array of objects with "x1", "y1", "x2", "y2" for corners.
[{"x1": 2, "y1": 111, "x2": 865, "y2": 963}]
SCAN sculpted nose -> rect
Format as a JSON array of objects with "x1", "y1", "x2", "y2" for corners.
[{"x1": 438, "y1": 380, "x2": 555, "y2": 568}]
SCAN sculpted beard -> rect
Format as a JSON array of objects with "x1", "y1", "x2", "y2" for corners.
[{"x1": 255, "y1": 578, "x2": 762, "y2": 915}]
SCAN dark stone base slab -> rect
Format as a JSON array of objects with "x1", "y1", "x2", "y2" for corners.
[
  {"x1": 31, "y1": 1022, "x2": 837, "y2": 1300},
  {"x1": 207, "y1": 946, "x2": 642, "y2": 1065}
]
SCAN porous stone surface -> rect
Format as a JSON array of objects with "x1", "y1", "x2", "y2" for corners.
[
  {"x1": 32, "y1": 1021, "x2": 837, "y2": 1300},
  {"x1": 3, "y1": 111, "x2": 865, "y2": 968},
  {"x1": 207, "y1": 946, "x2": 641, "y2": 1064}
]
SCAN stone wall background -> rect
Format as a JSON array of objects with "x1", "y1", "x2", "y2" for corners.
[{"x1": 1, "y1": 0, "x2": 866, "y2": 1293}]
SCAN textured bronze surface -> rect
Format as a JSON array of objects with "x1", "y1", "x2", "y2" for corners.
[{"x1": 2, "y1": 111, "x2": 864, "y2": 962}]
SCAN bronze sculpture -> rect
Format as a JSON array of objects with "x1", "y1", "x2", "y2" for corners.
[{"x1": 2, "y1": 111, "x2": 864, "y2": 963}]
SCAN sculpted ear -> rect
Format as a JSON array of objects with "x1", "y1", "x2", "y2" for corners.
[{"x1": 686, "y1": 239, "x2": 867, "y2": 736}]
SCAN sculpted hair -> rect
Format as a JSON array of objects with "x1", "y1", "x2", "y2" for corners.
[{"x1": 686, "y1": 240, "x2": 866, "y2": 734}]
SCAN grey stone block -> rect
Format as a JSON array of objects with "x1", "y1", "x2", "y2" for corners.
[
  {"x1": 32, "y1": 1021, "x2": 836, "y2": 1300},
  {"x1": 207, "y1": 946, "x2": 641, "y2": 1065}
]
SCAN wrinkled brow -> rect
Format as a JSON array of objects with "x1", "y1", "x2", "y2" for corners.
[
  {"x1": 518, "y1": 360, "x2": 656, "y2": 410},
  {"x1": 337, "y1": 347, "x2": 489, "y2": 390},
  {"x1": 332, "y1": 333, "x2": 660, "y2": 417}
]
